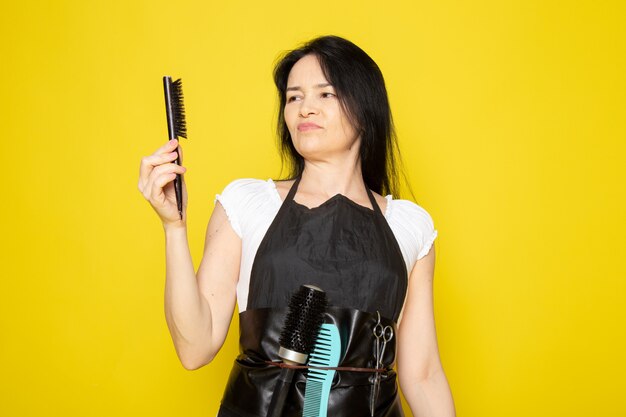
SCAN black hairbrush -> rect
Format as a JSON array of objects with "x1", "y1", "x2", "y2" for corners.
[
  {"x1": 267, "y1": 285, "x2": 328, "y2": 417},
  {"x1": 162, "y1": 76, "x2": 187, "y2": 220}
]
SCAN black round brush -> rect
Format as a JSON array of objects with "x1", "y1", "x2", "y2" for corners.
[{"x1": 267, "y1": 285, "x2": 327, "y2": 417}]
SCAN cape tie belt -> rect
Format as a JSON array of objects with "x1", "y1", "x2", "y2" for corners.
[{"x1": 264, "y1": 360, "x2": 389, "y2": 373}]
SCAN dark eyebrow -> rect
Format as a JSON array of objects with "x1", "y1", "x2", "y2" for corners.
[{"x1": 286, "y1": 83, "x2": 333, "y2": 92}]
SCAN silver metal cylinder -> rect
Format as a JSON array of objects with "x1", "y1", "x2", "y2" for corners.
[{"x1": 278, "y1": 346, "x2": 308, "y2": 365}]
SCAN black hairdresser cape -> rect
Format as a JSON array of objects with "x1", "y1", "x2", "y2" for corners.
[{"x1": 217, "y1": 176, "x2": 408, "y2": 417}]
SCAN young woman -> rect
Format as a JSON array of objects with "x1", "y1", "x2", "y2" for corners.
[{"x1": 138, "y1": 35, "x2": 455, "y2": 417}]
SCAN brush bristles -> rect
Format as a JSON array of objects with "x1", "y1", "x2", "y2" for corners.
[
  {"x1": 279, "y1": 286, "x2": 327, "y2": 355},
  {"x1": 170, "y1": 78, "x2": 187, "y2": 138}
]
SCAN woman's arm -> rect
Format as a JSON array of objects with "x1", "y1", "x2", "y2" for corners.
[
  {"x1": 138, "y1": 140, "x2": 240, "y2": 370},
  {"x1": 164, "y1": 201, "x2": 241, "y2": 370},
  {"x1": 396, "y1": 246, "x2": 456, "y2": 416}
]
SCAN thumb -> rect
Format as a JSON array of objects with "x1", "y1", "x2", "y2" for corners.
[{"x1": 177, "y1": 141, "x2": 183, "y2": 164}]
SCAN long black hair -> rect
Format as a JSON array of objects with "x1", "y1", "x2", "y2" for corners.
[{"x1": 272, "y1": 35, "x2": 408, "y2": 198}]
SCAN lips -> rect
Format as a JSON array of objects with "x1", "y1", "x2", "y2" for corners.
[{"x1": 297, "y1": 123, "x2": 322, "y2": 131}]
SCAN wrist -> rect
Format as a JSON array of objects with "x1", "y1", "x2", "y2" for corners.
[{"x1": 163, "y1": 219, "x2": 187, "y2": 234}]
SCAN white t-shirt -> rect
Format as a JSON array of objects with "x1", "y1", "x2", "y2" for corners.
[{"x1": 215, "y1": 178, "x2": 438, "y2": 313}]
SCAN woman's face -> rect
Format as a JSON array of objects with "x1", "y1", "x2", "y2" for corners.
[{"x1": 284, "y1": 54, "x2": 360, "y2": 163}]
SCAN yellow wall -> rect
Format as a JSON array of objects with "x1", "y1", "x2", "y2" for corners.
[{"x1": 1, "y1": 0, "x2": 624, "y2": 416}]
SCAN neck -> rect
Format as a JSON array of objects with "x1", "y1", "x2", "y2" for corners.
[{"x1": 298, "y1": 158, "x2": 367, "y2": 199}]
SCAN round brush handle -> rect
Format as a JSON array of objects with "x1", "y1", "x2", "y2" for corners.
[{"x1": 266, "y1": 368, "x2": 295, "y2": 417}]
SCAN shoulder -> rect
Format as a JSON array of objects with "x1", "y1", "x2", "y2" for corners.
[
  {"x1": 387, "y1": 198, "x2": 436, "y2": 228},
  {"x1": 387, "y1": 198, "x2": 438, "y2": 262},
  {"x1": 214, "y1": 178, "x2": 279, "y2": 237},
  {"x1": 216, "y1": 178, "x2": 273, "y2": 198},
  {"x1": 272, "y1": 178, "x2": 296, "y2": 201}
]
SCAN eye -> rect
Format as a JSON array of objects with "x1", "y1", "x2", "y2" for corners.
[
  {"x1": 287, "y1": 95, "x2": 300, "y2": 103},
  {"x1": 322, "y1": 92, "x2": 335, "y2": 98}
]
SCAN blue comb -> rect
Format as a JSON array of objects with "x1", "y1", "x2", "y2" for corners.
[{"x1": 302, "y1": 323, "x2": 341, "y2": 417}]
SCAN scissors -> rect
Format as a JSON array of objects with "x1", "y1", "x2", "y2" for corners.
[{"x1": 370, "y1": 311, "x2": 394, "y2": 416}]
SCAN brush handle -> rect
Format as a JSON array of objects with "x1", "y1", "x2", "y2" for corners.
[
  {"x1": 163, "y1": 76, "x2": 183, "y2": 220},
  {"x1": 163, "y1": 76, "x2": 176, "y2": 139},
  {"x1": 266, "y1": 367, "x2": 295, "y2": 417},
  {"x1": 174, "y1": 171, "x2": 183, "y2": 220}
]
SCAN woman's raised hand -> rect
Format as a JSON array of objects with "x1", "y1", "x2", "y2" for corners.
[{"x1": 138, "y1": 139, "x2": 188, "y2": 228}]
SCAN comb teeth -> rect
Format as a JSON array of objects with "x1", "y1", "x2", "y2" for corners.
[
  {"x1": 302, "y1": 324, "x2": 341, "y2": 417},
  {"x1": 170, "y1": 78, "x2": 187, "y2": 138}
]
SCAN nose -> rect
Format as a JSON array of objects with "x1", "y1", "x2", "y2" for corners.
[{"x1": 298, "y1": 96, "x2": 319, "y2": 117}]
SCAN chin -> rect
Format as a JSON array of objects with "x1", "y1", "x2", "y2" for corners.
[
  {"x1": 293, "y1": 145, "x2": 324, "y2": 161},
  {"x1": 292, "y1": 134, "x2": 325, "y2": 154}
]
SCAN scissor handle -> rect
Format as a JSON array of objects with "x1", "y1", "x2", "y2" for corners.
[
  {"x1": 373, "y1": 322, "x2": 385, "y2": 339},
  {"x1": 382, "y1": 326, "x2": 393, "y2": 342}
]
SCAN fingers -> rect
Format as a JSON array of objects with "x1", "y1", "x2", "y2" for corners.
[
  {"x1": 138, "y1": 139, "x2": 184, "y2": 192},
  {"x1": 137, "y1": 138, "x2": 189, "y2": 224},
  {"x1": 159, "y1": 138, "x2": 180, "y2": 153},
  {"x1": 140, "y1": 139, "x2": 179, "y2": 171},
  {"x1": 142, "y1": 162, "x2": 187, "y2": 201},
  {"x1": 150, "y1": 171, "x2": 178, "y2": 203}
]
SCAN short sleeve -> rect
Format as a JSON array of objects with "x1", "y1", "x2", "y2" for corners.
[
  {"x1": 416, "y1": 217, "x2": 438, "y2": 260},
  {"x1": 214, "y1": 178, "x2": 275, "y2": 238},
  {"x1": 386, "y1": 199, "x2": 438, "y2": 273}
]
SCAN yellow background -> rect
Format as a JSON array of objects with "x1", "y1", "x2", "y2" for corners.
[{"x1": 1, "y1": 0, "x2": 624, "y2": 416}]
